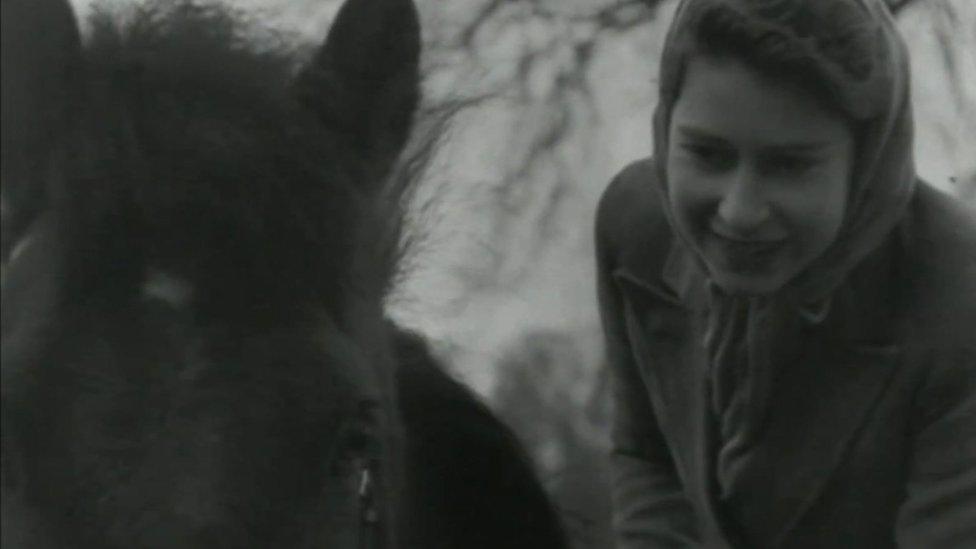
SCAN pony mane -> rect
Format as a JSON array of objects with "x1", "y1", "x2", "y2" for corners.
[
  {"x1": 50, "y1": 1, "x2": 401, "y2": 316},
  {"x1": 2, "y1": 2, "x2": 572, "y2": 546}
]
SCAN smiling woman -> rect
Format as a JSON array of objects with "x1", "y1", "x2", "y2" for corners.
[
  {"x1": 666, "y1": 54, "x2": 855, "y2": 295},
  {"x1": 596, "y1": 0, "x2": 976, "y2": 548}
]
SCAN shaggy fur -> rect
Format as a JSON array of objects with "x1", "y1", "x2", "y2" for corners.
[
  {"x1": 394, "y1": 328, "x2": 568, "y2": 548},
  {"x1": 1, "y1": 0, "x2": 566, "y2": 547}
]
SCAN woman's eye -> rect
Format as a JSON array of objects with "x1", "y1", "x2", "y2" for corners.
[
  {"x1": 681, "y1": 144, "x2": 735, "y2": 170},
  {"x1": 763, "y1": 154, "x2": 817, "y2": 176}
]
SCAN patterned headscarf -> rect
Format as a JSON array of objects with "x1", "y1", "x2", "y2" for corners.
[{"x1": 650, "y1": 0, "x2": 917, "y2": 500}]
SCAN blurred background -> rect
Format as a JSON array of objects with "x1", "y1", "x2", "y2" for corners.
[{"x1": 67, "y1": 0, "x2": 976, "y2": 545}]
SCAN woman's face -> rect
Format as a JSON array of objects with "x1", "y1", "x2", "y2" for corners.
[{"x1": 666, "y1": 54, "x2": 855, "y2": 296}]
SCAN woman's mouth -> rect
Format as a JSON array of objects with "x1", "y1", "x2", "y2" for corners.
[
  {"x1": 708, "y1": 232, "x2": 787, "y2": 270},
  {"x1": 715, "y1": 234, "x2": 784, "y2": 252}
]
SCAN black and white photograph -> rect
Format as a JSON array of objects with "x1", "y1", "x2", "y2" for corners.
[{"x1": 3, "y1": 0, "x2": 974, "y2": 547}]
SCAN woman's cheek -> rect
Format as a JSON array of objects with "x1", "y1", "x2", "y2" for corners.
[
  {"x1": 780, "y1": 172, "x2": 848, "y2": 251},
  {"x1": 667, "y1": 166, "x2": 720, "y2": 237}
]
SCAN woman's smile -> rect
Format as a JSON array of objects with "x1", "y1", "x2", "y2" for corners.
[
  {"x1": 705, "y1": 229, "x2": 788, "y2": 275},
  {"x1": 598, "y1": 0, "x2": 976, "y2": 546},
  {"x1": 707, "y1": 217, "x2": 789, "y2": 267},
  {"x1": 666, "y1": 54, "x2": 854, "y2": 295}
]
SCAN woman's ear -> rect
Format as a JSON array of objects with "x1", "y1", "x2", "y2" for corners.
[{"x1": 294, "y1": 0, "x2": 421, "y2": 188}]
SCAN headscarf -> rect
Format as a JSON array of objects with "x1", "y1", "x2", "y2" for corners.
[{"x1": 650, "y1": 0, "x2": 917, "y2": 503}]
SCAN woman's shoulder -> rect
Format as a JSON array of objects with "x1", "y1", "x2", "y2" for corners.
[
  {"x1": 901, "y1": 182, "x2": 976, "y2": 300},
  {"x1": 897, "y1": 182, "x2": 976, "y2": 349},
  {"x1": 895, "y1": 187, "x2": 976, "y2": 439},
  {"x1": 595, "y1": 157, "x2": 673, "y2": 270},
  {"x1": 907, "y1": 182, "x2": 976, "y2": 250}
]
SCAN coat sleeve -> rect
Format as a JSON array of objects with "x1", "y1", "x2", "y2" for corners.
[
  {"x1": 596, "y1": 174, "x2": 698, "y2": 549},
  {"x1": 895, "y1": 349, "x2": 976, "y2": 547}
]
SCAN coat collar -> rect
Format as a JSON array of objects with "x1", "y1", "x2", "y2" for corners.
[
  {"x1": 614, "y1": 236, "x2": 701, "y2": 309},
  {"x1": 661, "y1": 237, "x2": 700, "y2": 305},
  {"x1": 614, "y1": 233, "x2": 903, "y2": 547},
  {"x1": 637, "y1": 231, "x2": 902, "y2": 346}
]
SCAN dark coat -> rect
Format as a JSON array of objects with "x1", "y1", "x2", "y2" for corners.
[{"x1": 596, "y1": 158, "x2": 976, "y2": 548}]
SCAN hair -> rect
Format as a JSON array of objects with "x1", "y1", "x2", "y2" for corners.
[
  {"x1": 653, "y1": 0, "x2": 917, "y2": 303},
  {"x1": 695, "y1": 7, "x2": 842, "y2": 112},
  {"x1": 667, "y1": 0, "x2": 886, "y2": 123},
  {"x1": 4, "y1": 1, "x2": 571, "y2": 547},
  {"x1": 66, "y1": 3, "x2": 365, "y2": 315},
  {"x1": 2, "y1": 0, "x2": 419, "y2": 545}
]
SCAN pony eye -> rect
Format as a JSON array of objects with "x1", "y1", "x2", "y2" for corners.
[
  {"x1": 327, "y1": 420, "x2": 376, "y2": 477},
  {"x1": 343, "y1": 424, "x2": 374, "y2": 455},
  {"x1": 337, "y1": 403, "x2": 381, "y2": 460}
]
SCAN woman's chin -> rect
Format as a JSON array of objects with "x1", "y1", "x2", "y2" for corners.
[
  {"x1": 706, "y1": 266, "x2": 791, "y2": 297},
  {"x1": 698, "y1": 241, "x2": 800, "y2": 296}
]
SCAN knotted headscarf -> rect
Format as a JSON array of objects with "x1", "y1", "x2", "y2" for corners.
[{"x1": 651, "y1": 0, "x2": 917, "y2": 498}]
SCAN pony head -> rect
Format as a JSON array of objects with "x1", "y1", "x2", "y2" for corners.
[{"x1": 2, "y1": 0, "x2": 421, "y2": 546}]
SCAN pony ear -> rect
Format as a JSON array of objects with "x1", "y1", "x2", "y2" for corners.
[
  {"x1": 2, "y1": 0, "x2": 83, "y2": 256},
  {"x1": 294, "y1": 0, "x2": 421, "y2": 187},
  {"x1": 2, "y1": 0, "x2": 82, "y2": 166}
]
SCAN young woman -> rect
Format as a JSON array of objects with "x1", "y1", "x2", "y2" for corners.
[{"x1": 595, "y1": 0, "x2": 976, "y2": 547}]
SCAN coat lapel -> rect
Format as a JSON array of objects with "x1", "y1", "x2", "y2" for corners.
[
  {"x1": 614, "y1": 236, "x2": 904, "y2": 548},
  {"x1": 616, "y1": 240, "x2": 744, "y2": 546},
  {"x1": 727, "y1": 244, "x2": 905, "y2": 546},
  {"x1": 726, "y1": 339, "x2": 901, "y2": 546}
]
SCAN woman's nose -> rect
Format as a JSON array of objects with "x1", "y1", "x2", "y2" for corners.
[{"x1": 715, "y1": 170, "x2": 770, "y2": 235}]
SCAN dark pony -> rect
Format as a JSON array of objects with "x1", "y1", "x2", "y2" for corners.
[{"x1": 0, "y1": 0, "x2": 567, "y2": 547}]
